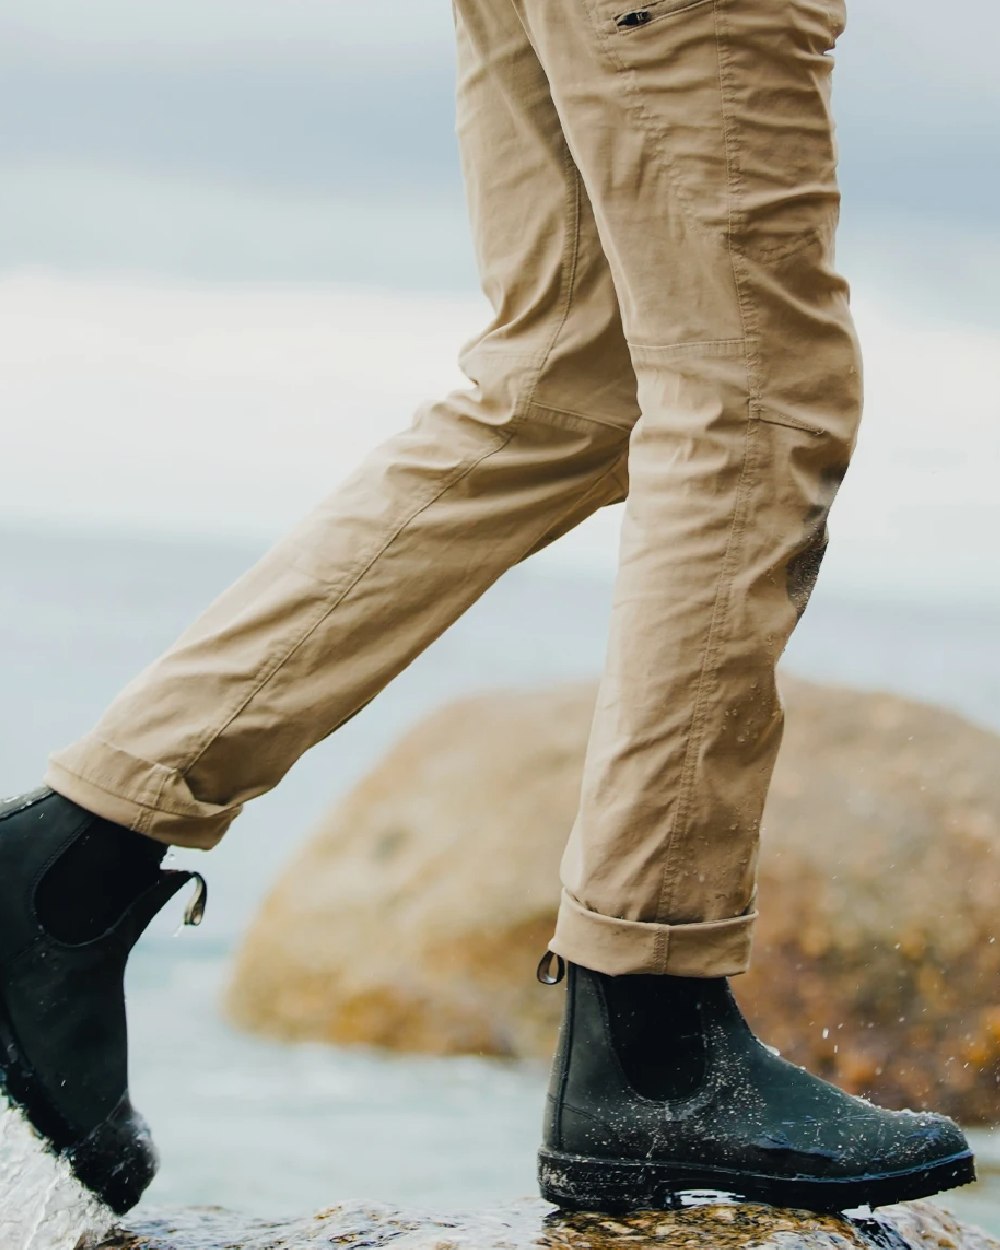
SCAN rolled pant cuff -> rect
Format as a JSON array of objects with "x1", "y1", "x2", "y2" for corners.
[
  {"x1": 550, "y1": 889, "x2": 756, "y2": 977},
  {"x1": 45, "y1": 740, "x2": 233, "y2": 849}
]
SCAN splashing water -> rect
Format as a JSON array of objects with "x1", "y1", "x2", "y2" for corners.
[{"x1": 0, "y1": 1098, "x2": 116, "y2": 1250}]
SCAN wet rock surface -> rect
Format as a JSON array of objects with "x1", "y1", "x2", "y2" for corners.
[
  {"x1": 94, "y1": 1199, "x2": 999, "y2": 1250},
  {"x1": 226, "y1": 676, "x2": 1000, "y2": 1123}
]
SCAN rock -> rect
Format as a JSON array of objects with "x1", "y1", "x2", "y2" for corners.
[
  {"x1": 225, "y1": 677, "x2": 1000, "y2": 1123},
  {"x1": 227, "y1": 682, "x2": 594, "y2": 1061},
  {"x1": 95, "y1": 1198, "x2": 1000, "y2": 1250}
]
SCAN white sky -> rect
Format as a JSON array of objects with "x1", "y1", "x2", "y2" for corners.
[
  {"x1": 0, "y1": 0, "x2": 993, "y2": 83},
  {"x1": 0, "y1": 0, "x2": 997, "y2": 606},
  {"x1": 1, "y1": 273, "x2": 997, "y2": 605}
]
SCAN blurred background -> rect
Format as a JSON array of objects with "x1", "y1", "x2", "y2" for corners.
[{"x1": 1, "y1": 0, "x2": 999, "y2": 1233}]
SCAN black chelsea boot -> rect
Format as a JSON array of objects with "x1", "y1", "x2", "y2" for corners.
[
  {"x1": 0, "y1": 788, "x2": 206, "y2": 1216},
  {"x1": 537, "y1": 958, "x2": 974, "y2": 1213}
]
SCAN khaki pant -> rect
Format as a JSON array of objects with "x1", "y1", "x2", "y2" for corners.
[{"x1": 47, "y1": 0, "x2": 861, "y2": 977}]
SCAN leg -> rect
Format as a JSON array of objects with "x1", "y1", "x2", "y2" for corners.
[
  {"x1": 508, "y1": 0, "x2": 973, "y2": 1209},
  {"x1": 527, "y1": 0, "x2": 863, "y2": 976},
  {"x1": 0, "y1": 0, "x2": 639, "y2": 1223},
  {"x1": 44, "y1": 0, "x2": 639, "y2": 850}
]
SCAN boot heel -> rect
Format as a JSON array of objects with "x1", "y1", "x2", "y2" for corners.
[{"x1": 538, "y1": 1147, "x2": 669, "y2": 1212}]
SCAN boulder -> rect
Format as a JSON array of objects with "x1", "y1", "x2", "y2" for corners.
[
  {"x1": 96, "y1": 1198, "x2": 1000, "y2": 1250},
  {"x1": 226, "y1": 677, "x2": 1000, "y2": 1122}
]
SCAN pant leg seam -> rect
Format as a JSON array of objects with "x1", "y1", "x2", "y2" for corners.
[
  {"x1": 653, "y1": 0, "x2": 759, "y2": 925},
  {"x1": 52, "y1": 762, "x2": 196, "y2": 819},
  {"x1": 154, "y1": 108, "x2": 589, "y2": 800},
  {"x1": 714, "y1": 0, "x2": 761, "y2": 403},
  {"x1": 177, "y1": 430, "x2": 516, "y2": 782},
  {"x1": 55, "y1": 737, "x2": 172, "y2": 818},
  {"x1": 133, "y1": 766, "x2": 168, "y2": 835},
  {"x1": 212, "y1": 426, "x2": 621, "y2": 769},
  {"x1": 653, "y1": 421, "x2": 757, "y2": 922},
  {"x1": 48, "y1": 751, "x2": 209, "y2": 824},
  {"x1": 521, "y1": 147, "x2": 585, "y2": 417},
  {"x1": 526, "y1": 398, "x2": 634, "y2": 438},
  {"x1": 577, "y1": 0, "x2": 722, "y2": 247}
]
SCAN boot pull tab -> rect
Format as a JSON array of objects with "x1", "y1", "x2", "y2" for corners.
[
  {"x1": 536, "y1": 951, "x2": 566, "y2": 986},
  {"x1": 182, "y1": 872, "x2": 208, "y2": 927}
]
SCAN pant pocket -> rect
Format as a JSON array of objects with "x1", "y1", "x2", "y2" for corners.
[
  {"x1": 597, "y1": 0, "x2": 842, "y2": 259},
  {"x1": 611, "y1": 0, "x2": 713, "y2": 30}
]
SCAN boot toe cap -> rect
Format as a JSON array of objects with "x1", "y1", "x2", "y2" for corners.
[{"x1": 876, "y1": 1110, "x2": 971, "y2": 1174}]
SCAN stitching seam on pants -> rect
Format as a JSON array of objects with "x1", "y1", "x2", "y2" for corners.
[
  {"x1": 133, "y1": 766, "x2": 170, "y2": 836},
  {"x1": 458, "y1": 344, "x2": 548, "y2": 368},
  {"x1": 188, "y1": 400, "x2": 619, "y2": 781},
  {"x1": 177, "y1": 123, "x2": 586, "y2": 800},
  {"x1": 50, "y1": 761, "x2": 205, "y2": 820},
  {"x1": 628, "y1": 337, "x2": 745, "y2": 356},
  {"x1": 715, "y1": 0, "x2": 761, "y2": 404},
  {"x1": 522, "y1": 149, "x2": 584, "y2": 416},
  {"x1": 177, "y1": 432, "x2": 515, "y2": 783},
  {"x1": 526, "y1": 398, "x2": 635, "y2": 437},
  {"x1": 652, "y1": 0, "x2": 758, "y2": 939},
  {"x1": 324, "y1": 445, "x2": 623, "y2": 723},
  {"x1": 312, "y1": 161, "x2": 588, "y2": 742},
  {"x1": 741, "y1": 223, "x2": 827, "y2": 266},
  {"x1": 757, "y1": 408, "x2": 826, "y2": 436},
  {"x1": 579, "y1": 0, "x2": 721, "y2": 246},
  {"x1": 654, "y1": 421, "x2": 757, "y2": 931}
]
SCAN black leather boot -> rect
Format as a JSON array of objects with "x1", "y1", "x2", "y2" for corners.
[
  {"x1": 537, "y1": 958, "x2": 974, "y2": 1213},
  {"x1": 0, "y1": 788, "x2": 205, "y2": 1215}
]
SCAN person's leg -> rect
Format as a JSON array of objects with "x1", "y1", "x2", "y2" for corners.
[
  {"x1": 0, "y1": 0, "x2": 640, "y2": 1222},
  {"x1": 535, "y1": 0, "x2": 859, "y2": 975},
  {"x1": 43, "y1": 3, "x2": 638, "y2": 851},
  {"x1": 509, "y1": 0, "x2": 973, "y2": 1208}
]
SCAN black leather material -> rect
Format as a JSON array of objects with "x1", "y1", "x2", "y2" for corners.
[
  {"x1": 0, "y1": 788, "x2": 200, "y2": 1214},
  {"x1": 539, "y1": 963, "x2": 974, "y2": 1210},
  {"x1": 68, "y1": 1095, "x2": 159, "y2": 1217}
]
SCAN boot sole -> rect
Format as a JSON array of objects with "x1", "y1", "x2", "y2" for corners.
[
  {"x1": 538, "y1": 1145, "x2": 977, "y2": 1213},
  {"x1": 0, "y1": 990, "x2": 156, "y2": 1217}
]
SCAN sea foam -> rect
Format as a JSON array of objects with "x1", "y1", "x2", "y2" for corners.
[{"x1": 0, "y1": 1098, "x2": 114, "y2": 1250}]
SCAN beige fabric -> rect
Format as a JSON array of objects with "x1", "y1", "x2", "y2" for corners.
[{"x1": 47, "y1": 0, "x2": 861, "y2": 978}]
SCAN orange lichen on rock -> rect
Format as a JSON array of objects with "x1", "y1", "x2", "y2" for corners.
[{"x1": 225, "y1": 677, "x2": 1000, "y2": 1124}]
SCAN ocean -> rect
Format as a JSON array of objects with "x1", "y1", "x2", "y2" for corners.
[{"x1": 1, "y1": 522, "x2": 999, "y2": 1232}]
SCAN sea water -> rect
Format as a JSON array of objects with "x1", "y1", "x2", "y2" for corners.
[{"x1": 1, "y1": 524, "x2": 998, "y2": 1238}]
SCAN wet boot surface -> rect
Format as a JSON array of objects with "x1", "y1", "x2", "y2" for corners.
[
  {"x1": 0, "y1": 789, "x2": 206, "y2": 1225},
  {"x1": 539, "y1": 964, "x2": 974, "y2": 1212},
  {"x1": 94, "y1": 1198, "x2": 998, "y2": 1250}
]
